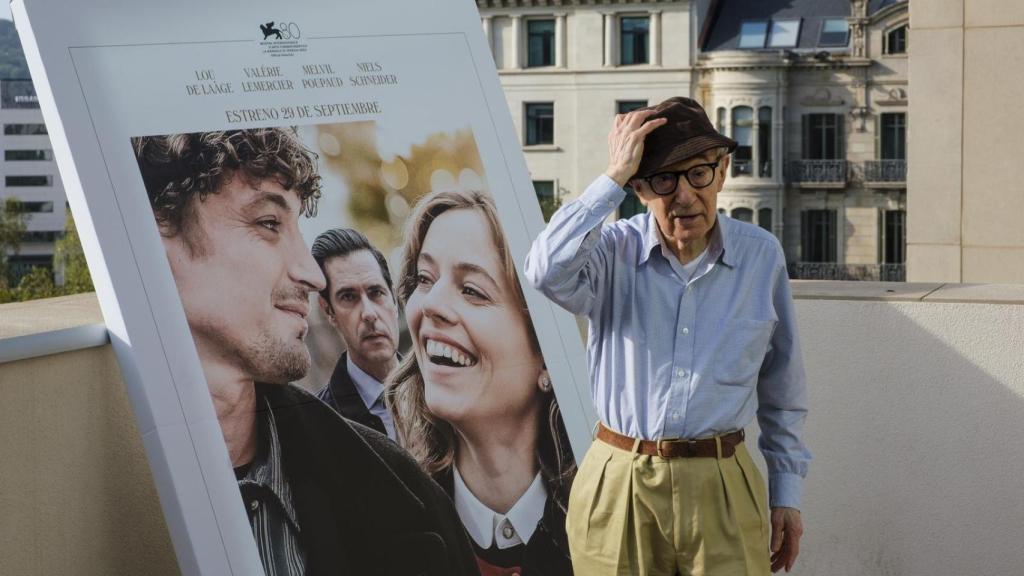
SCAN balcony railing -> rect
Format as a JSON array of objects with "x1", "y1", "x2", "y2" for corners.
[
  {"x1": 732, "y1": 159, "x2": 753, "y2": 177},
  {"x1": 787, "y1": 160, "x2": 848, "y2": 185},
  {"x1": 863, "y1": 160, "x2": 907, "y2": 184},
  {"x1": 789, "y1": 262, "x2": 906, "y2": 282}
]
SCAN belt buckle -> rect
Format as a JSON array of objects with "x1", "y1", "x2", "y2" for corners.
[
  {"x1": 656, "y1": 438, "x2": 675, "y2": 458},
  {"x1": 657, "y1": 437, "x2": 694, "y2": 458}
]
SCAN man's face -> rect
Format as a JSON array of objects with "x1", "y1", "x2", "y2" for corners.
[
  {"x1": 319, "y1": 250, "x2": 400, "y2": 374},
  {"x1": 162, "y1": 174, "x2": 326, "y2": 384},
  {"x1": 634, "y1": 149, "x2": 730, "y2": 246}
]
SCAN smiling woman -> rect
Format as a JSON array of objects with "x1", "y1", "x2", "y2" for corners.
[{"x1": 388, "y1": 188, "x2": 576, "y2": 575}]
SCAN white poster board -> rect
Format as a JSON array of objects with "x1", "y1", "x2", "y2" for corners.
[{"x1": 13, "y1": 1, "x2": 594, "y2": 573}]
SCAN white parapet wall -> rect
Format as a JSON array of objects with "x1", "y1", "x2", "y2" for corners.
[
  {"x1": 2, "y1": 286, "x2": 1024, "y2": 574},
  {"x1": 767, "y1": 282, "x2": 1024, "y2": 576}
]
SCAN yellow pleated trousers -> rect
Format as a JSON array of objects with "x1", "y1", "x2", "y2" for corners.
[{"x1": 566, "y1": 435, "x2": 771, "y2": 576}]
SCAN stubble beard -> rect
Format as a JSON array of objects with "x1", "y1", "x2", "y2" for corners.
[{"x1": 240, "y1": 330, "x2": 310, "y2": 384}]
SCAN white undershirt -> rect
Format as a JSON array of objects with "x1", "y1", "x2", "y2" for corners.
[{"x1": 452, "y1": 465, "x2": 547, "y2": 550}]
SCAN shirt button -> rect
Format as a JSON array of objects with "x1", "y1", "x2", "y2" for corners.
[
  {"x1": 249, "y1": 500, "x2": 259, "y2": 512},
  {"x1": 677, "y1": 368, "x2": 685, "y2": 377},
  {"x1": 682, "y1": 327, "x2": 690, "y2": 335},
  {"x1": 502, "y1": 524, "x2": 515, "y2": 539},
  {"x1": 671, "y1": 411, "x2": 680, "y2": 420}
]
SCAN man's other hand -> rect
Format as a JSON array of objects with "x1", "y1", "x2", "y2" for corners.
[{"x1": 770, "y1": 506, "x2": 803, "y2": 573}]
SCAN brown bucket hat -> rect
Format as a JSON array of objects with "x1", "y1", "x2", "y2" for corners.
[{"x1": 633, "y1": 96, "x2": 738, "y2": 179}]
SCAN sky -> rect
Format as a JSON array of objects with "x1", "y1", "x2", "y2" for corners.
[{"x1": 1, "y1": 5, "x2": 10, "y2": 21}]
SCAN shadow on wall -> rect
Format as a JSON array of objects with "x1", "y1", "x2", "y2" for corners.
[{"x1": 746, "y1": 299, "x2": 1024, "y2": 576}]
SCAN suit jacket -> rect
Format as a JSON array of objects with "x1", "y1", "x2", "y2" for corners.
[
  {"x1": 317, "y1": 351, "x2": 388, "y2": 436},
  {"x1": 439, "y1": 469, "x2": 573, "y2": 576},
  {"x1": 258, "y1": 383, "x2": 480, "y2": 576}
]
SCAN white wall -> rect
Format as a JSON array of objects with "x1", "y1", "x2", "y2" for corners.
[{"x1": 757, "y1": 289, "x2": 1024, "y2": 575}]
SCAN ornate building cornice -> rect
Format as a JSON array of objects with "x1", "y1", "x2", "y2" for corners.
[{"x1": 477, "y1": 0, "x2": 684, "y2": 9}]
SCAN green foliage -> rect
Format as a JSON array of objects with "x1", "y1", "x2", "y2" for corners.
[
  {"x1": 0, "y1": 20, "x2": 31, "y2": 80},
  {"x1": 538, "y1": 195, "x2": 563, "y2": 223},
  {"x1": 0, "y1": 207, "x2": 95, "y2": 304},
  {"x1": 54, "y1": 208, "x2": 94, "y2": 293},
  {"x1": 0, "y1": 198, "x2": 27, "y2": 285}
]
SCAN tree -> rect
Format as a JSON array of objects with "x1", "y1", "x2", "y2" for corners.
[
  {"x1": 13, "y1": 266, "x2": 57, "y2": 301},
  {"x1": 0, "y1": 197, "x2": 27, "y2": 288},
  {"x1": 54, "y1": 208, "x2": 94, "y2": 294}
]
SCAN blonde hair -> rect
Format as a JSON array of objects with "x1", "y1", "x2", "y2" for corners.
[{"x1": 386, "y1": 188, "x2": 576, "y2": 509}]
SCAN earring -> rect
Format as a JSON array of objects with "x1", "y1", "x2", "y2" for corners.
[{"x1": 538, "y1": 372, "x2": 552, "y2": 393}]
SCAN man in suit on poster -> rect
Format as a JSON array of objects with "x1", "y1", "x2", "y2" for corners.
[
  {"x1": 133, "y1": 127, "x2": 478, "y2": 576},
  {"x1": 311, "y1": 228, "x2": 401, "y2": 441}
]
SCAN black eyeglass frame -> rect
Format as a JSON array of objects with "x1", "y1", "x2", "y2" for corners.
[{"x1": 628, "y1": 161, "x2": 721, "y2": 196}]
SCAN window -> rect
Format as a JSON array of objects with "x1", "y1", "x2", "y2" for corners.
[
  {"x1": 758, "y1": 208, "x2": 773, "y2": 232},
  {"x1": 21, "y1": 231, "x2": 64, "y2": 242},
  {"x1": 880, "y1": 113, "x2": 906, "y2": 160},
  {"x1": 732, "y1": 208, "x2": 753, "y2": 223},
  {"x1": 533, "y1": 180, "x2": 559, "y2": 222},
  {"x1": 738, "y1": 21, "x2": 768, "y2": 49},
  {"x1": 883, "y1": 210, "x2": 906, "y2": 264},
  {"x1": 5, "y1": 149, "x2": 54, "y2": 161},
  {"x1": 525, "y1": 103, "x2": 554, "y2": 146},
  {"x1": 768, "y1": 19, "x2": 801, "y2": 48},
  {"x1": 885, "y1": 25, "x2": 908, "y2": 55},
  {"x1": 620, "y1": 16, "x2": 650, "y2": 65},
  {"x1": 6, "y1": 175, "x2": 53, "y2": 187},
  {"x1": 803, "y1": 114, "x2": 844, "y2": 160},
  {"x1": 619, "y1": 193, "x2": 646, "y2": 219},
  {"x1": 527, "y1": 19, "x2": 556, "y2": 67},
  {"x1": 4, "y1": 123, "x2": 48, "y2": 135},
  {"x1": 819, "y1": 19, "x2": 850, "y2": 47},
  {"x1": 21, "y1": 201, "x2": 55, "y2": 213},
  {"x1": 732, "y1": 107, "x2": 753, "y2": 176},
  {"x1": 801, "y1": 210, "x2": 838, "y2": 263},
  {"x1": 758, "y1": 106, "x2": 772, "y2": 177},
  {"x1": 617, "y1": 100, "x2": 648, "y2": 114}
]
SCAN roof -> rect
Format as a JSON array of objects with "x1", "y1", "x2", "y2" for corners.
[
  {"x1": 869, "y1": 0, "x2": 907, "y2": 15},
  {"x1": 702, "y1": 0, "x2": 852, "y2": 52}
]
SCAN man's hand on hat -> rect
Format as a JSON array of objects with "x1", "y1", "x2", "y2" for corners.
[{"x1": 605, "y1": 110, "x2": 667, "y2": 188}]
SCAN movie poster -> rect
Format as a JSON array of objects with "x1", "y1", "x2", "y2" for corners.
[{"x1": 15, "y1": 1, "x2": 592, "y2": 574}]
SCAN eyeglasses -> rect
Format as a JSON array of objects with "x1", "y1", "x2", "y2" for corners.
[{"x1": 628, "y1": 162, "x2": 720, "y2": 196}]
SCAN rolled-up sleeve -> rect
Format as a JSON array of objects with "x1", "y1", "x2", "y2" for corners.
[
  {"x1": 756, "y1": 258, "x2": 812, "y2": 509},
  {"x1": 524, "y1": 174, "x2": 625, "y2": 318}
]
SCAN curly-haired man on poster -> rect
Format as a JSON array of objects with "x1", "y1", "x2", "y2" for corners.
[{"x1": 132, "y1": 128, "x2": 478, "y2": 576}]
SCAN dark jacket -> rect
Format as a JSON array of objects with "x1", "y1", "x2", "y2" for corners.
[
  {"x1": 258, "y1": 383, "x2": 480, "y2": 576},
  {"x1": 439, "y1": 469, "x2": 573, "y2": 576},
  {"x1": 317, "y1": 351, "x2": 387, "y2": 436}
]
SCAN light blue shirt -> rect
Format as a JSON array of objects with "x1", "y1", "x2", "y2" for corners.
[
  {"x1": 524, "y1": 175, "x2": 811, "y2": 508},
  {"x1": 346, "y1": 354, "x2": 397, "y2": 441}
]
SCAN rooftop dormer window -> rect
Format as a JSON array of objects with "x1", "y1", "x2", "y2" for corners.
[
  {"x1": 738, "y1": 20, "x2": 768, "y2": 49},
  {"x1": 819, "y1": 19, "x2": 850, "y2": 47},
  {"x1": 768, "y1": 19, "x2": 801, "y2": 48}
]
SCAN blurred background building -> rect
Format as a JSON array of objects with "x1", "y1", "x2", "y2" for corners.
[{"x1": 0, "y1": 78, "x2": 65, "y2": 282}]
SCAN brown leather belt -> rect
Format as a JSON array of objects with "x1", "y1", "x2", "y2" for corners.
[{"x1": 596, "y1": 423, "x2": 745, "y2": 458}]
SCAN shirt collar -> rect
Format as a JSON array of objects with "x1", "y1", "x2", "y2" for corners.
[
  {"x1": 639, "y1": 211, "x2": 735, "y2": 269},
  {"x1": 238, "y1": 395, "x2": 300, "y2": 529},
  {"x1": 347, "y1": 353, "x2": 386, "y2": 410},
  {"x1": 452, "y1": 466, "x2": 547, "y2": 550}
]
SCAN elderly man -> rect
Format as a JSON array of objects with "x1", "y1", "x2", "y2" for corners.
[
  {"x1": 311, "y1": 228, "x2": 401, "y2": 441},
  {"x1": 133, "y1": 128, "x2": 478, "y2": 576},
  {"x1": 525, "y1": 97, "x2": 810, "y2": 575}
]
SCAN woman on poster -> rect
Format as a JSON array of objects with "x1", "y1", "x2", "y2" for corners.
[{"x1": 388, "y1": 188, "x2": 576, "y2": 576}]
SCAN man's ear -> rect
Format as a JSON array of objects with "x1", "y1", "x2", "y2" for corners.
[
  {"x1": 318, "y1": 294, "x2": 332, "y2": 318},
  {"x1": 719, "y1": 154, "x2": 731, "y2": 176}
]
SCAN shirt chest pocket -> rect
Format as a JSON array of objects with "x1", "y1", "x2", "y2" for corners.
[{"x1": 713, "y1": 318, "x2": 776, "y2": 386}]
